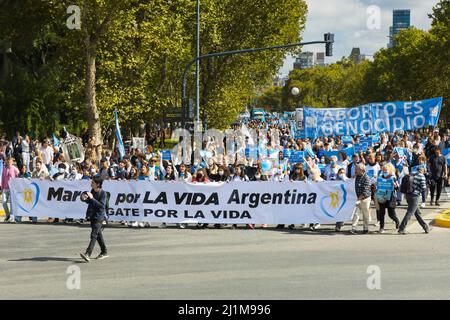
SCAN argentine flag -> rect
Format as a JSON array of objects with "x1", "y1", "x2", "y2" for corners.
[{"x1": 115, "y1": 111, "x2": 125, "y2": 159}]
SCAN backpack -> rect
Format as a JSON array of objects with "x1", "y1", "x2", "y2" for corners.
[{"x1": 400, "y1": 175, "x2": 414, "y2": 194}]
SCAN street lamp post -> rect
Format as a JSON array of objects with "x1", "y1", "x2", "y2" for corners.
[
  {"x1": 181, "y1": 33, "x2": 335, "y2": 127},
  {"x1": 291, "y1": 86, "x2": 300, "y2": 109},
  {"x1": 195, "y1": 0, "x2": 200, "y2": 124}
]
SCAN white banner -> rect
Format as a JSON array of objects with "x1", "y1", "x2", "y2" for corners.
[
  {"x1": 10, "y1": 179, "x2": 357, "y2": 224},
  {"x1": 132, "y1": 137, "x2": 146, "y2": 151}
]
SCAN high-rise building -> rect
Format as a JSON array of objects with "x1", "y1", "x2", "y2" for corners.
[
  {"x1": 388, "y1": 9, "x2": 411, "y2": 47},
  {"x1": 349, "y1": 48, "x2": 363, "y2": 64},
  {"x1": 293, "y1": 51, "x2": 314, "y2": 70},
  {"x1": 316, "y1": 52, "x2": 325, "y2": 66},
  {"x1": 272, "y1": 75, "x2": 288, "y2": 87}
]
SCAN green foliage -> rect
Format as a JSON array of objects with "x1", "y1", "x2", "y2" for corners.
[{"x1": 0, "y1": 0, "x2": 308, "y2": 137}]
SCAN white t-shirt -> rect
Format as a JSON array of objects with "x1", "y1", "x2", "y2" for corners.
[
  {"x1": 365, "y1": 163, "x2": 381, "y2": 183},
  {"x1": 40, "y1": 146, "x2": 54, "y2": 165}
]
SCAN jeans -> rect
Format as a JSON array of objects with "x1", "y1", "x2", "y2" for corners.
[
  {"x1": 2, "y1": 190, "x2": 12, "y2": 220},
  {"x1": 421, "y1": 189, "x2": 427, "y2": 203},
  {"x1": 396, "y1": 191, "x2": 403, "y2": 204},
  {"x1": 85, "y1": 219, "x2": 107, "y2": 256},
  {"x1": 378, "y1": 202, "x2": 400, "y2": 230},
  {"x1": 352, "y1": 197, "x2": 371, "y2": 231},
  {"x1": 22, "y1": 152, "x2": 30, "y2": 172},
  {"x1": 430, "y1": 178, "x2": 443, "y2": 202},
  {"x1": 399, "y1": 194, "x2": 428, "y2": 231}
]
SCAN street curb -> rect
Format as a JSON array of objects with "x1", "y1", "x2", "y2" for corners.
[{"x1": 435, "y1": 209, "x2": 450, "y2": 228}]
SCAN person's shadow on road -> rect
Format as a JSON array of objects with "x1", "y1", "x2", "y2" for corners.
[{"x1": 8, "y1": 257, "x2": 84, "y2": 264}]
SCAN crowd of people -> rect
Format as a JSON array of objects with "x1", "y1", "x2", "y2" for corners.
[{"x1": 1, "y1": 114, "x2": 449, "y2": 234}]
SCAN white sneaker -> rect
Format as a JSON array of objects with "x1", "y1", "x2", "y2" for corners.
[
  {"x1": 420, "y1": 203, "x2": 426, "y2": 208},
  {"x1": 374, "y1": 221, "x2": 380, "y2": 227},
  {"x1": 138, "y1": 222, "x2": 145, "y2": 228},
  {"x1": 130, "y1": 221, "x2": 138, "y2": 228}
]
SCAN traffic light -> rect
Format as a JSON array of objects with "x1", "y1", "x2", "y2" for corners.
[{"x1": 324, "y1": 33, "x2": 334, "y2": 57}]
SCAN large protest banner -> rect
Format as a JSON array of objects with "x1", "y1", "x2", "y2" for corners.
[
  {"x1": 10, "y1": 179, "x2": 357, "y2": 224},
  {"x1": 303, "y1": 97, "x2": 442, "y2": 138}
]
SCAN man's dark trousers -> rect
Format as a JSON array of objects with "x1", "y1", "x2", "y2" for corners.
[
  {"x1": 399, "y1": 194, "x2": 428, "y2": 231},
  {"x1": 86, "y1": 219, "x2": 107, "y2": 256}
]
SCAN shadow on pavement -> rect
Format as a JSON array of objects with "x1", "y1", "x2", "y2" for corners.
[{"x1": 8, "y1": 257, "x2": 84, "y2": 263}]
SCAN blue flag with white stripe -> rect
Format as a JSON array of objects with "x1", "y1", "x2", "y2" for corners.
[{"x1": 115, "y1": 111, "x2": 125, "y2": 159}]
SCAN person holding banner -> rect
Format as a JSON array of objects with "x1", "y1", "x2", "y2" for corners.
[
  {"x1": 286, "y1": 163, "x2": 307, "y2": 230},
  {"x1": 176, "y1": 163, "x2": 193, "y2": 182},
  {"x1": 80, "y1": 177, "x2": 109, "y2": 262},
  {"x1": 324, "y1": 156, "x2": 341, "y2": 181},
  {"x1": 375, "y1": 163, "x2": 400, "y2": 234},
  {"x1": 335, "y1": 168, "x2": 348, "y2": 232},
  {"x1": 228, "y1": 165, "x2": 255, "y2": 230},
  {"x1": 2, "y1": 157, "x2": 20, "y2": 222}
]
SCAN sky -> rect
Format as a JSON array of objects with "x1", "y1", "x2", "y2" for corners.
[{"x1": 278, "y1": 0, "x2": 440, "y2": 77}]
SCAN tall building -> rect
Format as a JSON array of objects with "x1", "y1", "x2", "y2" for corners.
[
  {"x1": 272, "y1": 75, "x2": 288, "y2": 87},
  {"x1": 349, "y1": 47, "x2": 367, "y2": 64},
  {"x1": 293, "y1": 51, "x2": 314, "y2": 70},
  {"x1": 388, "y1": 9, "x2": 411, "y2": 48},
  {"x1": 316, "y1": 52, "x2": 325, "y2": 66}
]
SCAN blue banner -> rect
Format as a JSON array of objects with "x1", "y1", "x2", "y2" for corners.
[
  {"x1": 371, "y1": 134, "x2": 381, "y2": 144},
  {"x1": 394, "y1": 147, "x2": 409, "y2": 158},
  {"x1": 289, "y1": 151, "x2": 305, "y2": 164},
  {"x1": 342, "y1": 136, "x2": 353, "y2": 144},
  {"x1": 376, "y1": 177, "x2": 394, "y2": 191},
  {"x1": 343, "y1": 147, "x2": 355, "y2": 158},
  {"x1": 161, "y1": 150, "x2": 172, "y2": 161},
  {"x1": 283, "y1": 149, "x2": 292, "y2": 158},
  {"x1": 323, "y1": 150, "x2": 339, "y2": 159},
  {"x1": 360, "y1": 136, "x2": 373, "y2": 147},
  {"x1": 303, "y1": 97, "x2": 442, "y2": 138},
  {"x1": 317, "y1": 163, "x2": 327, "y2": 174}
]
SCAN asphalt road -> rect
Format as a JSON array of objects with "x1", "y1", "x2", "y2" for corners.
[{"x1": 1, "y1": 189, "x2": 449, "y2": 300}]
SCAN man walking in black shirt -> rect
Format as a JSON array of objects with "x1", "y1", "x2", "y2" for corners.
[{"x1": 80, "y1": 177, "x2": 109, "y2": 262}]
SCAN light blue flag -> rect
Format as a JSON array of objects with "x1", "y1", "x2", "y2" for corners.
[
  {"x1": 305, "y1": 146, "x2": 315, "y2": 158},
  {"x1": 52, "y1": 133, "x2": 60, "y2": 147},
  {"x1": 115, "y1": 111, "x2": 125, "y2": 159}
]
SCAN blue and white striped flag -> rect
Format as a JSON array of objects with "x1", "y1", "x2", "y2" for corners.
[
  {"x1": 290, "y1": 120, "x2": 296, "y2": 138},
  {"x1": 115, "y1": 111, "x2": 125, "y2": 159}
]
